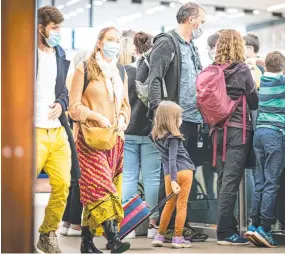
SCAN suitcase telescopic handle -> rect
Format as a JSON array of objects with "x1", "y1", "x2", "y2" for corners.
[
  {"x1": 119, "y1": 193, "x2": 176, "y2": 240},
  {"x1": 149, "y1": 193, "x2": 175, "y2": 216}
]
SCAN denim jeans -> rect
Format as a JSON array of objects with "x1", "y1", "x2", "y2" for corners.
[
  {"x1": 276, "y1": 169, "x2": 285, "y2": 228},
  {"x1": 251, "y1": 128, "x2": 285, "y2": 228},
  {"x1": 122, "y1": 135, "x2": 161, "y2": 219}
]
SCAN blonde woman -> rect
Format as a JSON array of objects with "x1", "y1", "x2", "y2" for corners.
[
  {"x1": 69, "y1": 27, "x2": 131, "y2": 253},
  {"x1": 213, "y1": 29, "x2": 258, "y2": 245},
  {"x1": 118, "y1": 37, "x2": 136, "y2": 66},
  {"x1": 66, "y1": 50, "x2": 91, "y2": 92}
]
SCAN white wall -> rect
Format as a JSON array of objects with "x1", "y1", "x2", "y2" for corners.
[{"x1": 248, "y1": 23, "x2": 285, "y2": 57}]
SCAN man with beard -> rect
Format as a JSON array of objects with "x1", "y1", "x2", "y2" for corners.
[
  {"x1": 147, "y1": 1, "x2": 206, "y2": 237},
  {"x1": 35, "y1": 6, "x2": 72, "y2": 253},
  {"x1": 148, "y1": 2, "x2": 206, "y2": 165}
]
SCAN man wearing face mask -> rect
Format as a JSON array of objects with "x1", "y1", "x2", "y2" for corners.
[
  {"x1": 35, "y1": 6, "x2": 76, "y2": 253},
  {"x1": 147, "y1": 1, "x2": 206, "y2": 228},
  {"x1": 148, "y1": 2, "x2": 206, "y2": 164}
]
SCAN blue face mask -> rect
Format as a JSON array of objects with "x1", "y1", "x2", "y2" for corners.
[
  {"x1": 103, "y1": 42, "x2": 120, "y2": 60},
  {"x1": 192, "y1": 24, "x2": 204, "y2": 40},
  {"x1": 42, "y1": 28, "x2": 61, "y2": 47}
]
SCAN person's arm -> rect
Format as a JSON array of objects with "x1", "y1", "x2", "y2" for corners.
[
  {"x1": 118, "y1": 72, "x2": 131, "y2": 127},
  {"x1": 244, "y1": 66, "x2": 259, "y2": 110},
  {"x1": 55, "y1": 84, "x2": 69, "y2": 115},
  {"x1": 148, "y1": 37, "x2": 175, "y2": 111},
  {"x1": 69, "y1": 62, "x2": 104, "y2": 123},
  {"x1": 168, "y1": 138, "x2": 179, "y2": 182},
  {"x1": 49, "y1": 78, "x2": 69, "y2": 120},
  {"x1": 53, "y1": 47, "x2": 69, "y2": 116}
]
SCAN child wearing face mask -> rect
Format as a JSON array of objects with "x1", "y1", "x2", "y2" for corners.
[{"x1": 150, "y1": 101, "x2": 195, "y2": 249}]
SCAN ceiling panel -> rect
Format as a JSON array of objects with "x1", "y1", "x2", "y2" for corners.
[
  {"x1": 198, "y1": 0, "x2": 284, "y2": 10},
  {"x1": 39, "y1": 0, "x2": 285, "y2": 33}
]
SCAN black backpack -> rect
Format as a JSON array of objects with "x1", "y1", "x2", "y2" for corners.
[{"x1": 135, "y1": 33, "x2": 176, "y2": 108}]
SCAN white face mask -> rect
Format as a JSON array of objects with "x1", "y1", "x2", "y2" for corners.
[
  {"x1": 208, "y1": 47, "x2": 215, "y2": 61},
  {"x1": 191, "y1": 18, "x2": 204, "y2": 40},
  {"x1": 103, "y1": 41, "x2": 120, "y2": 60}
]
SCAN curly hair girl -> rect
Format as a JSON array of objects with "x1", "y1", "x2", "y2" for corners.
[{"x1": 215, "y1": 29, "x2": 245, "y2": 65}]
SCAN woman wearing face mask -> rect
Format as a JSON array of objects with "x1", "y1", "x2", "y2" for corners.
[
  {"x1": 69, "y1": 27, "x2": 131, "y2": 253},
  {"x1": 207, "y1": 30, "x2": 224, "y2": 62},
  {"x1": 201, "y1": 31, "x2": 224, "y2": 201}
]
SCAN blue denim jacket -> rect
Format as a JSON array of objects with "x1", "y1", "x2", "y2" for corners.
[{"x1": 176, "y1": 31, "x2": 203, "y2": 123}]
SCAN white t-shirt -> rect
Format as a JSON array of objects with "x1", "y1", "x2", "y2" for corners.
[{"x1": 35, "y1": 49, "x2": 61, "y2": 128}]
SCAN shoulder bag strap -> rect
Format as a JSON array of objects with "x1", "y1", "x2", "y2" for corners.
[{"x1": 82, "y1": 61, "x2": 89, "y2": 95}]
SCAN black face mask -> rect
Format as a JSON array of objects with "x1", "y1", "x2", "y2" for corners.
[{"x1": 131, "y1": 55, "x2": 136, "y2": 63}]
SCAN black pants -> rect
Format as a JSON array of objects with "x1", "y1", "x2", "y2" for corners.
[
  {"x1": 62, "y1": 181, "x2": 83, "y2": 225},
  {"x1": 215, "y1": 128, "x2": 251, "y2": 240},
  {"x1": 157, "y1": 121, "x2": 199, "y2": 227},
  {"x1": 201, "y1": 131, "x2": 217, "y2": 200}
]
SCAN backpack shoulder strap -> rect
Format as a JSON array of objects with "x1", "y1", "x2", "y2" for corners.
[
  {"x1": 117, "y1": 63, "x2": 125, "y2": 81},
  {"x1": 82, "y1": 62, "x2": 125, "y2": 94},
  {"x1": 153, "y1": 32, "x2": 176, "y2": 62},
  {"x1": 144, "y1": 57, "x2": 150, "y2": 68},
  {"x1": 157, "y1": 33, "x2": 177, "y2": 99},
  {"x1": 165, "y1": 31, "x2": 178, "y2": 62},
  {"x1": 142, "y1": 49, "x2": 152, "y2": 67},
  {"x1": 82, "y1": 61, "x2": 89, "y2": 95}
]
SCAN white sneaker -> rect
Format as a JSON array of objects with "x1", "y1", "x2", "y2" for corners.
[
  {"x1": 59, "y1": 226, "x2": 69, "y2": 236},
  {"x1": 67, "y1": 228, "x2": 81, "y2": 237},
  {"x1": 124, "y1": 230, "x2": 136, "y2": 239},
  {"x1": 148, "y1": 224, "x2": 158, "y2": 239}
]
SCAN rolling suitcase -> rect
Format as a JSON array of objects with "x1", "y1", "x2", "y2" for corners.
[{"x1": 119, "y1": 193, "x2": 175, "y2": 240}]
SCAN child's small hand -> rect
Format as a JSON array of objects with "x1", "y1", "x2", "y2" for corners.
[{"x1": 171, "y1": 181, "x2": 181, "y2": 195}]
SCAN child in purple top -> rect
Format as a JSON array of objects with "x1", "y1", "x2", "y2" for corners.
[{"x1": 150, "y1": 101, "x2": 194, "y2": 249}]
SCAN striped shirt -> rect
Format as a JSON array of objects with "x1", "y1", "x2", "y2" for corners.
[{"x1": 257, "y1": 72, "x2": 285, "y2": 134}]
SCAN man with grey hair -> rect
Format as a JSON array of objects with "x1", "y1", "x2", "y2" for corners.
[
  {"x1": 147, "y1": 1, "x2": 206, "y2": 246},
  {"x1": 148, "y1": 2, "x2": 206, "y2": 165}
]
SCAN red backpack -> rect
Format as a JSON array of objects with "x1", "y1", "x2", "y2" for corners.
[{"x1": 196, "y1": 65, "x2": 246, "y2": 166}]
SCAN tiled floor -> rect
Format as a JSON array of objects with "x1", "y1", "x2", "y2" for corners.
[{"x1": 35, "y1": 193, "x2": 285, "y2": 253}]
